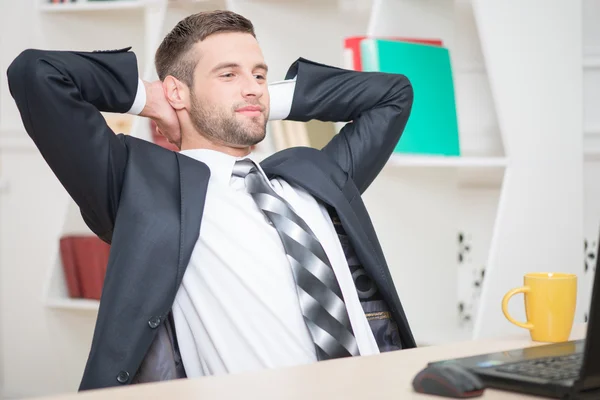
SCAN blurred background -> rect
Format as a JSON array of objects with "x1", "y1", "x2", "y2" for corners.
[{"x1": 0, "y1": 0, "x2": 594, "y2": 398}]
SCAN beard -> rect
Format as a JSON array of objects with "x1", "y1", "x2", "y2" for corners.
[{"x1": 189, "y1": 94, "x2": 267, "y2": 147}]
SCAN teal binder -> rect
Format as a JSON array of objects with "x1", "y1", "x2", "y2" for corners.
[{"x1": 360, "y1": 39, "x2": 460, "y2": 156}]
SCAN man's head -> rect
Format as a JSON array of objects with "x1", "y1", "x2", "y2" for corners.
[{"x1": 155, "y1": 11, "x2": 269, "y2": 151}]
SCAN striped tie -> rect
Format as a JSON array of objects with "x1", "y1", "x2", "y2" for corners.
[{"x1": 231, "y1": 159, "x2": 359, "y2": 360}]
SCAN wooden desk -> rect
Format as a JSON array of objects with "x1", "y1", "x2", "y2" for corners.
[{"x1": 31, "y1": 324, "x2": 587, "y2": 399}]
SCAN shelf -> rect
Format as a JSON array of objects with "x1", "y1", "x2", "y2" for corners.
[
  {"x1": 584, "y1": 56, "x2": 600, "y2": 69},
  {"x1": 46, "y1": 298, "x2": 99, "y2": 311},
  {"x1": 383, "y1": 155, "x2": 507, "y2": 188},
  {"x1": 38, "y1": 0, "x2": 145, "y2": 13},
  {"x1": 585, "y1": 150, "x2": 600, "y2": 162},
  {"x1": 387, "y1": 154, "x2": 507, "y2": 168},
  {"x1": 38, "y1": 0, "x2": 229, "y2": 13},
  {"x1": 42, "y1": 205, "x2": 102, "y2": 313},
  {"x1": 254, "y1": 151, "x2": 507, "y2": 169},
  {"x1": 254, "y1": 152, "x2": 507, "y2": 186}
]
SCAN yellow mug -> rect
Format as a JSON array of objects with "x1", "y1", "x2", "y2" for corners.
[{"x1": 501, "y1": 272, "x2": 577, "y2": 342}]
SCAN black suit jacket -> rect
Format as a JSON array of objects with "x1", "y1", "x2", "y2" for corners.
[{"x1": 6, "y1": 47, "x2": 415, "y2": 391}]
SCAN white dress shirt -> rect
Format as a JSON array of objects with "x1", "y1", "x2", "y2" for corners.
[{"x1": 128, "y1": 78, "x2": 379, "y2": 378}]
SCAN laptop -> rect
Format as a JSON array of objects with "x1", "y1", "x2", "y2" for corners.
[{"x1": 428, "y1": 237, "x2": 600, "y2": 399}]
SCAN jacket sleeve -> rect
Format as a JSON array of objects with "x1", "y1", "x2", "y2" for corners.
[
  {"x1": 6, "y1": 47, "x2": 139, "y2": 241},
  {"x1": 284, "y1": 58, "x2": 413, "y2": 194}
]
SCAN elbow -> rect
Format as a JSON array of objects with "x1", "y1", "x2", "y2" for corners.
[
  {"x1": 7, "y1": 49, "x2": 41, "y2": 82},
  {"x1": 6, "y1": 49, "x2": 46, "y2": 99},
  {"x1": 388, "y1": 75, "x2": 413, "y2": 143},
  {"x1": 391, "y1": 75, "x2": 414, "y2": 131},
  {"x1": 392, "y1": 74, "x2": 414, "y2": 111}
]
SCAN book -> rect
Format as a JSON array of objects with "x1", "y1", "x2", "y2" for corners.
[
  {"x1": 360, "y1": 38, "x2": 460, "y2": 156},
  {"x1": 344, "y1": 36, "x2": 443, "y2": 71},
  {"x1": 60, "y1": 235, "x2": 111, "y2": 300}
]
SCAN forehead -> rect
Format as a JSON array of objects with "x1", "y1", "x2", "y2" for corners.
[{"x1": 193, "y1": 32, "x2": 265, "y2": 73}]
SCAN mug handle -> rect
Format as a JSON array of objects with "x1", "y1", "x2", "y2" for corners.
[{"x1": 502, "y1": 286, "x2": 534, "y2": 330}]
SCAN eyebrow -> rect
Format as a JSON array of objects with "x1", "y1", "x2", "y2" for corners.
[{"x1": 211, "y1": 62, "x2": 269, "y2": 74}]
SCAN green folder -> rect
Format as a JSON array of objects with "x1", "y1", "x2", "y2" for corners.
[{"x1": 360, "y1": 39, "x2": 460, "y2": 156}]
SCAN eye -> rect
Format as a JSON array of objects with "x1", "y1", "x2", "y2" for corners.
[
  {"x1": 254, "y1": 74, "x2": 266, "y2": 81},
  {"x1": 220, "y1": 73, "x2": 235, "y2": 78}
]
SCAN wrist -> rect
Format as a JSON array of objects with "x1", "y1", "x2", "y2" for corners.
[{"x1": 140, "y1": 80, "x2": 162, "y2": 120}]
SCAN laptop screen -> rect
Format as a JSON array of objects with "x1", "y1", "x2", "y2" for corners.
[{"x1": 578, "y1": 234, "x2": 600, "y2": 389}]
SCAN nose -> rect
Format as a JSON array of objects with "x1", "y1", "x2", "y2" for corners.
[{"x1": 241, "y1": 74, "x2": 263, "y2": 100}]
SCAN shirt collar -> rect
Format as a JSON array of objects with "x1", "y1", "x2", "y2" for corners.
[{"x1": 179, "y1": 148, "x2": 266, "y2": 187}]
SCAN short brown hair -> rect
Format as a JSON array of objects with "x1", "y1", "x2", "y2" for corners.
[{"x1": 155, "y1": 10, "x2": 255, "y2": 87}]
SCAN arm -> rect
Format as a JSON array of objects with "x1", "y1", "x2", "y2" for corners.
[
  {"x1": 283, "y1": 58, "x2": 413, "y2": 194},
  {"x1": 6, "y1": 47, "x2": 139, "y2": 242}
]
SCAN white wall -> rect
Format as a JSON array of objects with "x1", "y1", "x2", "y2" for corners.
[
  {"x1": 0, "y1": 0, "x2": 147, "y2": 397},
  {"x1": 472, "y1": 0, "x2": 584, "y2": 339},
  {"x1": 228, "y1": 0, "x2": 370, "y2": 80},
  {"x1": 582, "y1": 0, "x2": 600, "y2": 327},
  {"x1": 0, "y1": 152, "x2": 98, "y2": 398},
  {"x1": 0, "y1": 0, "x2": 596, "y2": 398},
  {"x1": 0, "y1": 1, "x2": 6, "y2": 392}
]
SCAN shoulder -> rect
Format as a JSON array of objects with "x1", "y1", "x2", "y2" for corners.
[
  {"x1": 261, "y1": 146, "x2": 351, "y2": 189},
  {"x1": 119, "y1": 134, "x2": 191, "y2": 177},
  {"x1": 121, "y1": 134, "x2": 179, "y2": 159},
  {"x1": 261, "y1": 146, "x2": 336, "y2": 170}
]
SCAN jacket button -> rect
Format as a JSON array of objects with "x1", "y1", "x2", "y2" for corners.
[
  {"x1": 116, "y1": 370, "x2": 129, "y2": 384},
  {"x1": 148, "y1": 316, "x2": 161, "y2": 329}
]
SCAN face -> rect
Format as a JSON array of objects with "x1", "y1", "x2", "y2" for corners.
[{"x1": 188, "y1": 32, "x2": 270, "y2": 148}]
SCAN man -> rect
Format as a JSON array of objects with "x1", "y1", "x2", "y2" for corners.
[{"x1": 7, "y1": 10, "x2": 415, "y2": 391}]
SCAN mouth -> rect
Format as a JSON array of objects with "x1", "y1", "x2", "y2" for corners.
[{"x1": 235, "y1": 105, "x2": 264, "y2": 118}]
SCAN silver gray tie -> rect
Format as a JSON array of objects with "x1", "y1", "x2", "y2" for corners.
[{"x1": 231, "y1": 158, "x2": 359, "y2": 360}]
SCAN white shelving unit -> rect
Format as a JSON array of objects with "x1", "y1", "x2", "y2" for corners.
[
  {"x1": 35, "y1": 0, "x2": 514, "y2": 346},
  {"x1": 470, "y1": 0, "x2": 584, "y2": 341},
  {"x1": 38, "y1": 0, "x2": 145, "y2": 13},
  {"x1": 46, "y1": 298, "x2": 99, "y2": 312},
  {"x1": 41, "y1": 195, "x2": 100, "y2": 311},
  {"x1": 387, "y1": 154, "x2": 506, "y2": 168},
  {"x1": 36, "y1": 0, "x2": 340, "y2": 14},
  {"x1": 388, "y1": 155, "x2": 507, "y2": 188},
  {"x1": 257, "y1": 152, "x2": 506, "y2": 169}
]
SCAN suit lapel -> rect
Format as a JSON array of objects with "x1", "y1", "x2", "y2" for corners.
[
  {"x1": 175, "y1": 153, "x2": 211, "y2": 287},
  {"x1": 262, "y1": 156, "x2": 391, "y2": 296}
]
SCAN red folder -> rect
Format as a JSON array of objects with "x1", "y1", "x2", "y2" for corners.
[
  {"x1": 344, "y1": 36, "x2": 443, "y2": 71},
  {"x1": 59, "y1": 235, "x2": 111, "y2": 300}
]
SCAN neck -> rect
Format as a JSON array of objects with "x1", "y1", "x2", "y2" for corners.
[{"x1": 179, "y1": 131, "x2": 252, "y2": 158}]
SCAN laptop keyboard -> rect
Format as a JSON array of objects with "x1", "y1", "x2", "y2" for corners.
[{"x1": 495, "y1": 353, "x2": 583, "y2": 381}]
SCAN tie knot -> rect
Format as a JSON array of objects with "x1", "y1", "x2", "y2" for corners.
[{"x1": 231, "y1": 158, "x2": 257, "y2": 179}]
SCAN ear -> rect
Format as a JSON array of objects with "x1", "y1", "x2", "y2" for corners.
[{"x1": 163, "y1": 75, "x2": 188, "y2": 110}]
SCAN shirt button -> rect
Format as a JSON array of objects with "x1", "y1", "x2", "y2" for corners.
[
  {"x1": 148, "y1": 316, "x2": 161, "y2": 329},
  {"x1": 116, "y1": 370, "x2": 129, "y2": 384}
]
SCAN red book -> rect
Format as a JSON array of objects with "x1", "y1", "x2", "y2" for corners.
[
  {"x1": 60, "y1": 235, "x2": 111, "y2": 300},
  {"x1": 59, "y1": 237, "x2": 82, "y2": 298},
  {"x1": 344, "y1": 36, "x2": 443, "y2": 71}
]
